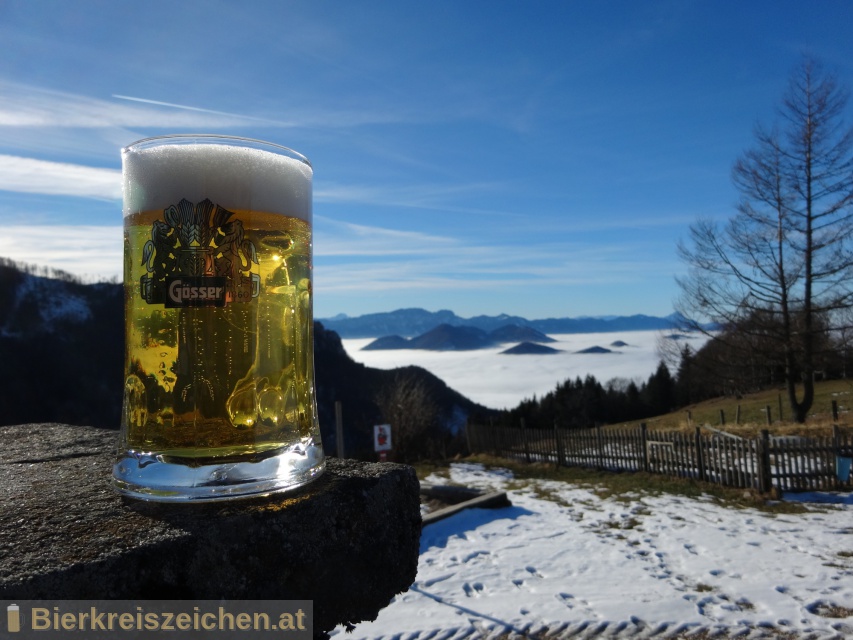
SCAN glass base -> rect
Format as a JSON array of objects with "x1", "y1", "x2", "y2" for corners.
[{"x1": 111, "y1": 440, "x2": 325, "y2": 502}]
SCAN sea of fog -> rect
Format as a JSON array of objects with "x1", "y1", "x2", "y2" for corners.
[{"x1": 341, "y1": 330, "x2": 710, "y2": 410}]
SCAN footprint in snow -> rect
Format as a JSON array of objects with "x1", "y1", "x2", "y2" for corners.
[
  {"x1": 462, "y1": 550, "x2": 490, "y2": 563},
  {"x1": 557, "y1": 593, "x2": 575, "y2": 609},
  {"x1": 695, "y1": 595, "x2": 715, "y2": 617},
  {"x1": 525, "y1": 565, "x2": 544, "y2": 578},
  {"x1": 556, "y1": 592, "x2": 592, "y2": 611}
]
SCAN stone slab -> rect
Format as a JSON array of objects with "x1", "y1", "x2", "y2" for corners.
[{"x1": 0, "y1": 423, "x2": 421, "y2": 637}]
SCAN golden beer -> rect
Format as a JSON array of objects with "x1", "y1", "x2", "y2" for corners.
[{"x1": 113, "y1": 136, "x2": 324, "y2": 501}]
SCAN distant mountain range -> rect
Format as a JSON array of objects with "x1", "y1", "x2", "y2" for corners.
[
  {"x1": 0, "y1": 259, "x2": 492, "y2": 452},
  {"x1": 363, "y1": 323, "x2": 554, "y2": 351},
  {"x1": 319, "y1": 308, "x2": 689, "y2": 339}
]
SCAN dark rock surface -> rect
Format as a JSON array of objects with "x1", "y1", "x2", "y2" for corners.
[{"x1": 0, "y1": 423, "x2": 421, "y2": 638}]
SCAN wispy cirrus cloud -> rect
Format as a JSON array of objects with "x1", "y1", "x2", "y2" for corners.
[
  {"x1": 110, "y1": 94, "x2": 417, "y2": 129},
  {"x1": 0, "y1": 216, "x2": 676, "y2": 299},
  {"x1": 316, "y1": 181, "x2": 504, "y2": 205},
  {"x1": 315, "y1": 216, "x2": 677, "y2": 295},
  {"x1": 0, "y1": 225, "x2": 122, "y2": 280},
  {"x1": 316, "y1": 216, "x2": 458, "y2": 256},
  {"x1": 314, "y1": 253, "x2": 674, "y2": 294},
  {"x1": 315, "y1": 182, "x2": 522, "y2": 219},
  {"x1": 0, "y1": 82, "x2": 249, "y2": 129},
  {"x1": 0, "y1": 81, "x2": 419, "y2": 132},
  {"x1": 110, "y1": 95, "x2": 296, "y2": 126},
  {"x1": 0, "y1": 155, "x2": 121, "y2": 199}
]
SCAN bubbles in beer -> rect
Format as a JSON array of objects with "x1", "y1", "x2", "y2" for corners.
[
  {"x1": 123, "y1": 374, "x2": 148, "y2": 430},
  {"x1": 123, "y1": 210, "x2": 318, "y2": 457}
]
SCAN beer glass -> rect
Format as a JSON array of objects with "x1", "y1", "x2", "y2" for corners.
[{"x1": 112, "y1": 135, "x2": 325, "y2": 501}]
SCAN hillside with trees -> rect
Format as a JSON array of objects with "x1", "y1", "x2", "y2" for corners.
[
  {"x1": 0, "y1": 258, "x2": 490, "y2": 461},
  {"x1": 677, "y1": 57, "x2": 853, "y2": 423},
  {"x1": 497, "y1": 57, "x2": 853, "y2": 434}
]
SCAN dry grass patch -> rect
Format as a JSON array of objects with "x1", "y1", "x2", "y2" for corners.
[
  {"x1": 608, "y1": 379, "x2": 853, "y2": 438},
  {"x1": 415, "y1": 455, "x2": 812, "y2": 514}
]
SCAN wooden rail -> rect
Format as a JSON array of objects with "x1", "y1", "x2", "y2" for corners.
[{"x1": 466, "y1": 423, "x2": 853, "y2": 493}]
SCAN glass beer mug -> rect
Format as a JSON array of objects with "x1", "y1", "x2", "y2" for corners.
[{"x1": 112, "y1": 135, "x2": 325, "y2": 501}]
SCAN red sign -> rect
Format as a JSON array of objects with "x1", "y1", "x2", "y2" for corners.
[{"x1": 374, "y1": 424, "x2": 392, "y2": 452}]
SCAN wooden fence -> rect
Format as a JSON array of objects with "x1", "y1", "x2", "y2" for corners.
[{"x1": 466, "y1": 423, "x2": 853, "y2": 493}]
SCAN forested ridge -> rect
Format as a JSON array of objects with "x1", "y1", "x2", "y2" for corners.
[{"x1": 0, "y1": 258, "x2": 487, "y2": 459}]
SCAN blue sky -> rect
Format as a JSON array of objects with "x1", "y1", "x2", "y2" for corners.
[{"x1": 2, "y1": 1, "x2": 853, "y2": 320}]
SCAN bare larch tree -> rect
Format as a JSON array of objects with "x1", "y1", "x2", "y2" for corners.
[{"x1": 677, "y1": 57, "x2": 853, "y2": 423}]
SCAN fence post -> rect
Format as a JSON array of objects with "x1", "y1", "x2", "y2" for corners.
[
  {"x1": 521, "y1": 418, "x2": 531, "y2": 464},
  {"x1": 735, "y1": 404, "x2": 741, "y2": 425},
  {"x1": 778, "y1": 394, "x2": 784, "y2": 422},
  {"x1": 335, "y1": 401, "x2": 345, "y2": 458},
  {"x1": 640, "y1": 423, "x2": 649, "y2": 472},
  {"x1": 553, "y1": 421, "x2": 564, "y2": 468},
  {"x1": 596, "y1": 425, "x2": 605, "y2": 469},
  {"x1": 687, "y1": 410, "x2": 692, "y2": 427},
  {"x1": 719, "y1": 409, "x2": 725, "y2": 426},
  {"x1": 834, "y1": 424, "x2": 841, "y2": 488},
  {"x1": 765, "y1": 405, "x2": 772, "y2": 426},
  {"x1": 833, "y1": 400, "x2": 839, "y2": 422},
  {"x1": 757, "y1": 429, "x2": 772, "y2": 494},
  {"x1": 694, "y1": 426, "x2": 706, "y2": 482}
]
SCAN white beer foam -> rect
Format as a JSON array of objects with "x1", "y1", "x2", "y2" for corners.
[{"x1": 122, "y1": 139, "x2": 312, "y2": 221}]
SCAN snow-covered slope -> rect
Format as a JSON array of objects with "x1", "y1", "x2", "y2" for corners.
[{"x1": 336, "y1": 462, "x2": 853, "y2": 639}]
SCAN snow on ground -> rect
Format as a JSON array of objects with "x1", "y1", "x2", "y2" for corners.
[
  {"x1": 1, "y1": 273, "x2": 91, "y2": 337},
  {"x1": 341, "y1": 331, "x2": 709, "y2": 410},
  {"x1": 334, "y1": 463, "x2": 853, "y2": 639}
]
